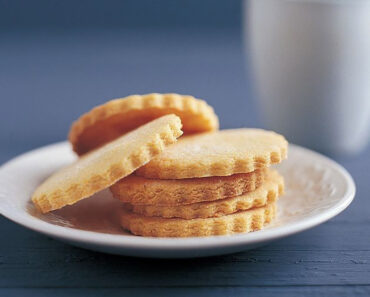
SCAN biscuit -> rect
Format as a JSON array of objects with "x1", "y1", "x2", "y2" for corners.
[
  {"x1": 32, "y1": 115, "x2": 183, "y2": 213},
  {"x1": 136, "y1": 129, "x2": 288, "y2": 179},
  {"x1": 110, "y1": 169, "x2": 265, "y2": 206},
  {"x1": 120, "y1": 202, "x2": 276, "y2": 237},
  {"x1": 127, "y1": 169, "x2": 283, "y2": 219},
  {"x1": 69, "y1": 93, "x2": 219, "y2": 155}
]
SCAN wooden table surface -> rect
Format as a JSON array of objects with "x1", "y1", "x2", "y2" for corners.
[{"x1": 1, "y1": 29, "x2": 369, "y2": 297}]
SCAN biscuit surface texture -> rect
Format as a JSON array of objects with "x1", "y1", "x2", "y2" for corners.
[
  {"x1": 32, "y1": 115, "x2": 183, "y2": 213},
  {"x1": 120, "y1": 202, "x2": 276, "y2": 237},
  {"x1": 127, "y1": 169, "x2": 283, "y2": 219},
  {"x1": 110, "y1": 169, "x2": 265, "y2": 206},
  {"x1": 69, "y1": 93, "x2": 218, "y2": 155},
  {"x1": 136, "y1": 129, "x2": 288, "y2": 179}
]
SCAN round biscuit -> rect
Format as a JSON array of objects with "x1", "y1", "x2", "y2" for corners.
[
  {"x1": 120, "y1": 202, "x2": 277, "y2": 237},
  {"x1": 110, "y1": 169, "x2": 265, "y2": 206},
  {"x1": 69, "y1": 93, "x2": 218, "y2": 155},
  {"x1": 136, "y1": 129, "x2": 288, "y2": 179},
  {"x1": 32, "y1": 114, "x2": 183, "y2": 213}
]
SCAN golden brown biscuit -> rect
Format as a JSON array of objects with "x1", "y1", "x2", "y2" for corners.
[
  {"x1": 110, "y1": 169, "x2": 265, "y2": 206},
  {"x1": 127, "y1": 169, "x2": 283, "y2": 219},
  {"x1": 32, "y1": 115, "x2": 183, "y2": 213},
  {"x1": 120, "y1": 202, "x2": 276, "y2": 237},
  {"x1": 69, "y1": 93, "x2": 219, "y2": 155},
  {"x1": 136, "y1": 129, "x2": 288, "y2": 179}
]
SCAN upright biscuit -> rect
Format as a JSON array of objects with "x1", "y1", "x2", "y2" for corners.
[
  {"x1": 69, "y1": 93, "x2": 219, "y2": 155},
  {"x1": 127, "y1": 169, "x2": 284, "y2": 219},
  {"x1": 120, "y1": 202, "x2": 276, "y2": 237},
  {"x1": 32, "y1": 115, "x2": 183, "y2": 213},
  {"x1": 136, "y1": 129, "x2": 288, "y2": 179},
  {"x1": 110, "y1": 169, "x2": 265, "y2": 206}
]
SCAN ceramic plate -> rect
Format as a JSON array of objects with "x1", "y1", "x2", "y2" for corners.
[{"x1": 0, "y1": 142, "x2": 355, "y2": 258}]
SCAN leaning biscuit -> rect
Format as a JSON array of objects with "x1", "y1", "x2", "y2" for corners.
[
  {"x1": 127, "y1": 169, "x2": 283, "y2": 219},
  {"x1": 110, "y1": 169, "x2": 265, "y2": 206},
  {"x1": 69, "y1": 93, "x2": 219, "y2": 155},
  {"x1": 120, "y1": 202, "x2": 276, "y2": 237},
  {"x1": 32, "y1": 114, "x2": 183, "y2": 213},
  {"x1": 136, "y1": 129, "x2": 288, "y2": 179}
]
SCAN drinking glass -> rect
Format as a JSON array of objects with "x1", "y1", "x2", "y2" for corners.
[{"x1": 246, "y1": 0, "x2": 370, "y2": 154}]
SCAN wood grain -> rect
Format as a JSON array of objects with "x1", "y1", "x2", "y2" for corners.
[
  {"x1": 1, "y1": 217, "x2": 369, "y2": 288},
  {"x1": 1, "y1": 287, "x2": 370, "y2": 297}
]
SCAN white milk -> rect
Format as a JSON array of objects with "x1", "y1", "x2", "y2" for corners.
[{"x1": 246, "y1": 0, "x2": 370, "y2": 154}]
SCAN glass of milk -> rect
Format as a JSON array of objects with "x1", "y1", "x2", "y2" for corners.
[{"x1": 245, "y1": 0, "x2": 370, "y2": 154}]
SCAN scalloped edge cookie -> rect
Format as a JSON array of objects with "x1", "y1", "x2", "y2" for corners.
[
  {"x1": 120, "y1": 201, "x2": 276, "y2": 237},
  {"x1": 32, "y1": 114, "x2": 183, "y2": 213},
  {"x1": 69, "y1": 93, "x2": 219, "y2": 155},
  {"x1": 136, "y1": 129, "x2": 288, "y2": 179},
  {"x1": 127, "y1": 169, "x2": 283, "y2": 219},
  {"x1": 110, "y1": 169, "x2": 265, "y2": 206}
]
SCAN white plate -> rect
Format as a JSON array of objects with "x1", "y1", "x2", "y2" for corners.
[{"x1": 0, "y1": 142, "x2": 355, "y2": 258}]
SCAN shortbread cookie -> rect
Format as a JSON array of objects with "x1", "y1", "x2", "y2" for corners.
[
  {"x1": 32, "y1": 115, "x2": 183, "y2": 213},
  {"x1": 127, "y1": 169, "x2": 283, "y2": 219},
  {"x1": 136, "y1": 129, "x2": 288, "y2": 179},
  {"x1": 69, "y1": 93, "x2": 219, "y2": 155},
  {"x1": 120, "y1": 202, "x2": 276, "y2": 237},
  {"x1": 110, "y1": 169, "x2": 265, "y2": 206}
]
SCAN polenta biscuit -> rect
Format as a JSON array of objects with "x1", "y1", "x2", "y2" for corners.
[
  {"x1": 136, "y1": 129, "x2": 288, "y2": 179},
  {"x1": 69, "y1": 93, "x2": 219, "y2": 155},
  {"x1": 120, "y1": 202, "x2": 276, "y2": 237},
  {"x1": 110, "y1": 169, "x2": 265, "y2": 206},
  {"x1": 32, "y1": 115, "x2": 183, "y2": 213},
  {"x1": 126, "y1": 169, "x2": 283, "y2": 219}
]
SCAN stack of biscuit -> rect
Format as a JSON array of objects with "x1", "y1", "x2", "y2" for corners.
[
  {"x1": 32, "y1": 93, "x2": 287, "y2": 238},
  {"x1": 110, "y1": 130, "x2": 286, "y2": 237}
]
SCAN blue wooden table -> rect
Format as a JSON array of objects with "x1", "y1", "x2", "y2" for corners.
[{"x1": 1, "y1": 29, "x2": 369, "y2": 297}]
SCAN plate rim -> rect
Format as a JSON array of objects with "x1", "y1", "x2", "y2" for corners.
[{"x1": 0, "y1": 141, "x2": 356, "y2": 251}]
